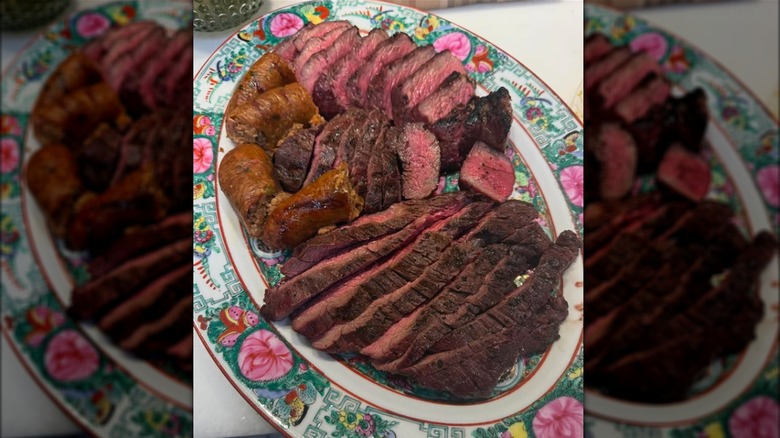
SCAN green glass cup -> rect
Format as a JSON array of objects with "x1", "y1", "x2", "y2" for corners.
[
  {"x1": 1, "y1": 0, "x2": 71, "y2": 31},
  {"x1": 193, "y1": 0, "x2": 264, "y2": 32}
]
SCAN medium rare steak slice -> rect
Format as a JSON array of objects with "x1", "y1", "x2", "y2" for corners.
[
  {"x1": 410, "y1": 72, "x2": 475, "y2": 125},
  {"x1": 274, "y1": 21, "x2": 351, "y2": 62},
  {"x1": 261, "y1": 195, "x2": 472, "y2": 320},
  {"x1": 363, "y1": 127, "x2": 391, "y2": 214},
  {"x1": 585, "y1": 33, "x2": 614, "y2": 65},
  {"x1": 313, "y1": 28, "x2": 389, "y2": 119},
  {"x1": 366, "y1": 45, "x2": 436, "y2": 118},
  {"x1": 348, "y1": 110, "x2": 389, "y2": 198},
  {"x1": 348, "y1": 32, "x2": 416, "y2": 108},
  {"x1": 303, "y1": 109, "x2": 362, "y2": 186},
  {"x1": 294, "y1": 26, "x2": 350, "y2": 74},
  {"x1": 590, "y1": 122, "x2": 637, "y2": 200},
  {"x1": 69, "y1": 238, "x2": 190, "y2": 320},
  {"x1": 459, "y1": 141, "x2": 515, "y2": 202},
  {"x1": 397, "y1": 123, "x2": 440, "y2": 200},
  {"x1": 297, "y1": 26, "x2": 361, "y2": 93},
  {"x1": 584, "y1": 47, "x2": 631, "y2": 90},
  {"x1": 614, "y1": 74, "x2": 670, "y2": 124},
  {"x1": 597, "y1": 51, "x2": 662, "y2": 110},
  {"x1": 282, "y1": 192, "x2": 476, "y2": 277},
  {"x1": 273, "y1": 124, "x2": 323, "y2": 192},
  {"x1": 293, "y1": 202, "x2": 493, "y2": 339},
  {"x1": 391, "y1": 51, "x2": 467, "y2": 123}
]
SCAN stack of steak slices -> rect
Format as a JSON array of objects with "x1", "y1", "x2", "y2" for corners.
[{"x1": 261, "y1": 192, "x2": 581, "y2": 399}]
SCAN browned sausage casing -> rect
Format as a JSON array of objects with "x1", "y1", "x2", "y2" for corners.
[
  {"x1": 218, "y1": 143, "x2": 280, "y2": 237},
  {"x1": 34, "y1": 53, "x2": 103, "y2": 111},
  {"x1": 262, "y1": 163, "x2": 364, "y2": 249},
  {"x1": 26, "y1": 145, "x2": 85, "y2": 237},
  {"x1": 225, "y1": 82, "x2": 318, "y2": 152},
  {"x1": 225, "y1": 52, "x2": 296, "y2": 116}
]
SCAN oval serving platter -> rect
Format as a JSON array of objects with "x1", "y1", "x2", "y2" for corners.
[
  {"x1": 1, "y1": 2, "x2": 193, "y2": 436},
  {"x1": 193, "y1": 1, "x2": 585, "y2": 436},
  {"x1": 584, "y1": 5, "x2": 779, "y2": 438}
]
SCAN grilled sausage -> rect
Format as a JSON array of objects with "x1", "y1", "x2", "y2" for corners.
[
  {"x1": 26, "y1": 145, "x2": 85, "y2": 237},
  {"x1": 225, "y1": 52, "x2": 296, "y2": 116}
]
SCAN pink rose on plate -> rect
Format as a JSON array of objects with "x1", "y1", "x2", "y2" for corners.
[
  {"x1": 559, "y1": 165, "x2": 584, "y2": 207},
  {"x1": 630, "y1": 32, "x2": 667, "y2": 61},
  {"x1": 193, "y1": 138, "x2": 214, "y2": 174},
  {"x1": 729, "y1": 396, "x2": 780, "y2": 438},
  {"x1": 433, "y1": 32, "x2": 471, "y2": 61},
  {"x1": 1, "y1": 138, "x2": 19, "y2": 173},
  {"x1": 238, "y1": 329, "x2": 293, "y2": 381},
  {"x1": 533, "y1": 396, "x2": 583, "y2": 438},
  {"x1": 76, "y1": 12, "x2": 111, "y2": 38},
  {"x1": 44, "y1": 329, "x2": 99, "y2": 382},
  {"x1": 270, "y1": 13, "x2": 304, "y2": 38},
  {"x1": 757, "y1": 164, "x2": 779, "y2": 207}
]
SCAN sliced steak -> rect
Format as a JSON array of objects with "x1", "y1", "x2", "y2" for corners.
[
  {"x1": 366, "y1": 45, "x2": 436, "y2": 117},
  {"x1": 585, "y1": 33, "x2": 614, "y2": 65},
  {"x1": 614, "y1": 74, "x2": 671, "y2": 124},
  {"x1": 459, "y1": 141, "x2": 515, "y2": 202},
  {"x1": 77, "y1": 123, "x2": 123, "y2": 191},
  {"x1": 119, "y1": 295, "x2": 192, "y2": 354},
  {"x1": 584, "y1": 47, "x2": 631, "y2": 90},
  {"x1": 303, "y1": 109, "x2": 362, "y2": 186},
  {"x1": 294, "y1": 26, "x2": 350, "y2": 74},
  {"x1": 381, "y1": 127, "x2": 403, "y2": 210},
  {"x1": 274, "y1": 21, "x2": 351, "y2": 62},
  {"x1": 297, "y1": 26, "x2": 361, "y2": 93},
  {"x1": 282, "y1": 192, "x2": 476, "y2": 277},
  {"x1": 273, "y1": 124, "x2": 323, "y2": 192},
  {"x1": 410, "y1": 72, "x2": 475, "y2": 125},
  {"x1": 348, "y1": 32, "x2": 416, "y2": 108},
  {"x1": 262, "y1": 195, "x2": 473, "y2": 320},
  {"x1": 312, "y1": 28, "x2": 389, "y2": 119},
  {"x1": 391, "y1": 50, "x2": 467, "y2": 123},
  {"x1": 363, "y1": 126, "x2": 392, "y2": 214},
  {"x1": 597, "y1": 52, "x2": 662, "y2": 110},
  {"x1": 333, "y1": 109, "x2": 369, "y2": 166},
  {"x1": 590, "y1": 122, "x2": 637, "y2": 200},
  {"x1": 348, "y1": 110, "x2": 389, "y2": 198},
  {"x1": 397, "y1": 123, "x2": 440, "y2": 200}
]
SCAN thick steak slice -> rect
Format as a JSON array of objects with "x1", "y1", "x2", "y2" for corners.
[
  {"x1": 366, "y1": 45, "x2": 436, "y2": 118},
  {"x1": 119, "y1": 295, "x2": 191, "y2": 354},
  {"x1": 585, "y1": 33, "x2": 614, "y2": 65},
  {"x1": 69, "y1": 238, "x2": 190, "y2": 320},
  {"x1": 459, "y1": 141, "x2": 515, "y2": 202},
  {"x1": 262, "y1": 196, "x2": 472, "y2": 320},
  {"x1": 333, "y1": 109, "x2": 369, "y2": 166},
  {"x1": 363, "y1": 127, "x2": 391, "y2": 214},
  {"x1": 614, "y1": 74, "x2": 670, "y2": 124},
  {"x1": 282, "y1": 192, "x2": 474, "y2": 277},
  {"x1": 297, "y1": 26, "x2": 361, "y2": 93},
  {"x1": 348, "y1": 110, "x2": 389, "y2": 198},
  {"x1": 293, "y1": 202, "x2": 492, "y2": 340},
  {"x1": 274, "y1": 21, "x2": 351, "y2": 62},
  {"x1": 139, "y1": 30, "x2": 190, "y2": 110},
  {"x1": 584, "y1": 47, "x2": 631, "y2": 90},
  {"x1": 303, "y1": 109, "x2": 362, "y2": 186},
  {"x1": 410, "y1": 72, "x2": 475, "y2": 125},
  {"x1": 597, "y1": 52, "x2": 662, "y2": 109},
  {"x1": 397, "y1": 123, "x2": 440, "y2": 200},
  {"x1": 391, "y1": 51, "x2": 467, "y2": 123},
  {"x1": 294, "y1": 26, "x2": 350, "y2": 74},
  {"x1": 381, "y1": 127, "x2": 404, "y2": 210},
  {"x1": 273, "y1": 124, "x2": 323, "y2": 192},
  {"x1": 313, "y1": 28, "x2": 389, "y2": 119},
  {"x1": 348, "y1": 32, "x2": 416, "y2": 108},
  {"x1": 591, "y1": 122, "x2": 637, "y2": 200}
]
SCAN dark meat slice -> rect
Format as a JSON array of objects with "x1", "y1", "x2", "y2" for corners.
[
  {"x1": 303, "y1": 109, "x2": 363, "y2": 187},
  {"x1": 282, "y1": 192, "x2": 477, "y2": 277},
  {"x1": 614, "y1": 74, "x2": 670, "y2": 124},
  {"x1": 428, "y1": 88, "x2": 512, "y2": 171},
  {"x1": 119, "y1": 295, "x2": 192, "y2": 355},
  {"x1": 665, "y1": 88, "x2": 709, "y2": 152},
  {"x1": 293, "y1": 201, "x2": 492, "y2": 340},
  {"x1": 139, "y1": 29, "x2": 191, "y2": 110},
  {"x1": 69, "y1": 238, "x2": 190, "y2": 320},
  {"x1": 88, "y1": 211, "x2": 193, "y2": 279},
  {"x1": 363, "y1": 127, "x2": 391, "y2": 214},
  {"x1": 298, "y1": 26, "x2": 361, "y2": 94},
  {"x1": 381, "y1": 128, "x2": 403, "y2": 210},
  {"x1": 597, "y1": 52, "x2": 662, "y2": 110},
  {"x1": 348, "y1": 32, "x2": 416, "y2": 108},
  {"x1": 590, "y1": 122, "x2": 637, "y2": 200},
  {"x1": 391, "y1": 50, "x2": 467, "y2": 123},
  {"x1": 584, "y1": 47, "x2": 631, "y2": 90},
  {"x1": 273, "y1": 124, "x2": 323, "y2": 192},
  {"x1": 334, "y1": 109, "x2": 369, "y2": 166},
  {"x1": 105, "y1": 24, "x2": 166, "y2": 112},
  {"x1": 657, "y1": 144, "x2": 711, "y2": 201},
  {"x1": 294, "y1": 25, "x2": 353, "y2": 85},
  {"x1": 98, "y1": 264, "x2": 190, "y2": 340},
  {"x1": 348, "y1": 110, "x2": 389, "y2": 198},
  {"x1": 410, "y1": 72, "x2": 475, "y2": 125},
  {"x1": 312, "y1": 28, "x2": 389, "y2": 119},
  {"x1": 584, "y1": 33, "x2": 614, "y2": 65},
  {"x1": 292, "y1": 21, "x2": 351, "y2": 53},
  {"x1": 396, "y1": 123, "x2": 440, "y2": 200},
  {"x1": 261, "y1": 194, "x2": 472, "y2": 320},
  {"x1": 366, "y1": 45, "x2": 436, "y2": 117},
  {"x1": 459, "y1": 141, "x2": 515, "y2": 202},
  {"x1": 226, "y1": 52, "x2": 296, "y2": 116}
]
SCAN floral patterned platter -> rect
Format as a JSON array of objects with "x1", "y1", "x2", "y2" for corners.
[
  {"x1": 193, "y1": 1, "x2": 584, "y2": 436},
  {"x1": 584, "y1": 5, "x2": 779, "y2": 438},
  {"x1": 1, "y1": 2, "x2": 193, "y2": 437}
]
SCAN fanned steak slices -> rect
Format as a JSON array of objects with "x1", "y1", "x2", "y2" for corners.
[
  {"x1": 303, "y1": 109, "x2": 362, "y2": 186},
  {"x1": 585, "y1": 33, "x2": 614, "y2": 65},
  {"x1": 297, "y1": 26, "x2": 361, "y2": 93},
  {"x1": 97, "y1": 264, "x2": 191, "y2": 339},
  {"x1": 87, "y1": 211, "x2": 192, "y2": 278},
  {"x1": 597, "y1": 51, "x2": 662, "y2": 110},
  {"x1": 366, "y1": 45, "x2": 436, "y2": 117},
  {"x1": 282, "y1": 192, "x2": 476, "y2": 277},
  {"x1": 261, "y1": 194, "x2": 474, "y2": 321},
  {"x1": 273, "y1": 124, "x2": 323, "y2": 193},
  {"x1": 119, "y1": 294, "x2": 192, "y2": 354},
  {"x1": 348, "y1": 110, "x2": 389, "y2": 198},
  {"x1": 411, "y1": 72, "x2": 475, "y2": 125},
  {"x1": 348, "y1": 32, "x2": 416, "y2": 108},
  {"x1": 139, "y1": 29, "x2": 191, "y2": 110},
  {"x1": 69, "y1": 238, "x2": 190, "y2": 320},
  {"x1": 584, "y1": 47, "x2": 632, "y2": 90},
  {"x1": 293, "y1": 201, "x2": 493, "y2": 339},
  {"x1": 614, "y1": 74, "x2": 671, "y2": 124},
  {"x1": 459, "y1": 141, "x2": 515, "y2": 202},
  {"x1": 294, "y1": 26, "x2": 350, "y2": 74},
  {"x1": 274, "y1": 21, "x2": 352, "y2": 62},
  {"x1": 313, "y1": 28, "x2": 389, "y2": 119},
  {"x1": 391, "y1": 50, "x2": 467, "y2": 123},
  {"x1": 397, "y1": 123, "x2": 441, "y2": 200}
]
